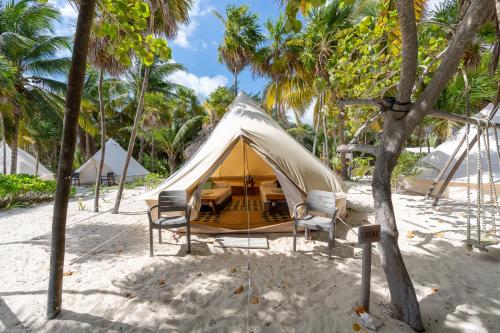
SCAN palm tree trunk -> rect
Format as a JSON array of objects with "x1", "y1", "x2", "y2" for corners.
[
  {"x1": 34, "y1": 142, "x2": 39, "y2": 176},
  {"x1": 93, "y1": 67, "x2": 106, "y2": 213},
  {"x1": 138, "y1": 135, "x2": 144, "y2": 163},
  {"x1": 321, "y1": 94, "x2": 329, "y2": 165},
  {"x1": 233, "y1": 70, "x2": 238, "y2": 95},
  {"x1": 113, "y1": 66, "x2": 151, "y2": 214},
  {"x1": 47, "y1": 0, "x2": 97, "y2": 319},
  {"x1": 85, "y1": 132, "x2": 91, "y2": 159},
  {"x1": 338, "y1": 106, "x2": 348, "y2": 180},
  {"x1": 10, "y1": 108, "x2": 20, "y2": 174},
  {"x1": 52, "y1": 140, "x2": 57, "y2": 171},
  {"x1": 312, "y1": 100, "x2": 321, "y2": 156},
  {"x1": 0, "y1": 112, "x2": 6, "y2": 174}
]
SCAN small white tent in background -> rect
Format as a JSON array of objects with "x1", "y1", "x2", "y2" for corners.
[
  {"x1": 407, "y1": 103, "x2": 500, "y2": 201},
  {"x1": 0, "y1": 141, "x2": 54, "y2": 180},
  {"x1": 75, "y1": 138, "x2": 149, "y2": 184}
]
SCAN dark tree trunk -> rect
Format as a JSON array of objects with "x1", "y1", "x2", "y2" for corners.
[
  {"x1": 168, "y1": 154, "x2": 177, "y2": 174},
  {"x1": 52, "y1": 140, "x2": 58, "y2": 171},
  {"x1": 372, "y1": 117, "x2": 424, "y2": 331},
  {"x1": 312, "y1": 108, "x2": 321, "y2": 156},
  {"x1": 113, "y1": 66, "x2": 151, "y2": 213},
  {"x1": 338, "y1": 106, "x2": 349, "y2": 180},
  {"x1": 138, "y1": 135, "x2": 144, "y2": 163},
  {"x1": 233, "y1": 70, "x2": 238, "y2": 95},
  {"x1": 47, "y1": 0, "x2": 97, "y2": 319},
  {"x1": 93, "y1": 67, "x2": 106, "y2": 213},
  {"x1": 10, "y1": 109, "x2": 20, "y2": 174},
  {"x1": 0, "y1": 113, "x2": 6, "y2": 174}
]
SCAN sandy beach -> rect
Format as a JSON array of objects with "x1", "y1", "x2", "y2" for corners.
[{"x1": 1, "y1": 181, "x2": 499, "y2": 332}]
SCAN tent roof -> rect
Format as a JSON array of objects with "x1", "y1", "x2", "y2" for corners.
[
  {"x1": 146, "y1": 93, "x2": 345, "y2": 199},
  {"x1": 75, "y1": 138, "x2": 149, "y2": 176},
  {"x1": 0, "y1": 141, "x2": 54, "y2": 180},
  {"x1": 416, "y1": 103, "x2": 500, "y2": 183}
]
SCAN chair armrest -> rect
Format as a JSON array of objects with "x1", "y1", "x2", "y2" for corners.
[
  {"x1": 147, "y1": 204, "x2": 159, "y2": 223},
  {"x1": 293, "y1": 201, "x2": 307, "y2": 221}
]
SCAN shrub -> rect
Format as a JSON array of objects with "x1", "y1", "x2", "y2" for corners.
[
  {"x1": 0, "y1": 174, "x2": 75, "y2": 209},
  {"x1": 391, "y1": 152, "x2": 425, "y2": 191},
  {"x1": 125, "y1": 173, "x2": 165, "y2": 190},
  {"x1": 351, "y1": 157, "x2": 374, "y2": 180}
]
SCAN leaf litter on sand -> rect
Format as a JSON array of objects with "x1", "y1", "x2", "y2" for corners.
[{"x1": 234, "y1": 285, "x2": 244, "y2": 294}]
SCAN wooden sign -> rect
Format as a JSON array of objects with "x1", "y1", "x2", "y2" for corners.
[
  {"x1": 357, "y1": 224, "x2": 381, "y2": 313},
  {"x1": 358, "y1": 224, "x2": 381, "y2": 245}
]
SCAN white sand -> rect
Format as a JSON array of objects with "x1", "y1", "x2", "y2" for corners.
[{"x1": 1, "y1": 181, "x2": 500, "y2": 332}]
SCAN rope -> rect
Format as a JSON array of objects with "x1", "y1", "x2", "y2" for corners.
[
  {"x1": 242, "y1": 140, "x2": 251, "y2": 333},
  {"x1": 483, "y1": 122, "x2": 498, "y2": 236},
  {"x1": 476, "y1": 121, "x2": 482, "y2": 245},
  {"x1": 466, "y1": 120, "x2": 471, "y2": 243}
]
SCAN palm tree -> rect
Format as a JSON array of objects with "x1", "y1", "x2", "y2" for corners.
[
  {"x1": 0, "y1": 55, "x2": 16, "y2": 173},
  {"x1": 252, "y1": 15, "x2": 297, "y2": 119},
  {"x1": 0, "y1": 0, "x2": 70, "y2": 174},
  {"x1": 215, "y1": 5, "x2": 263, "y2": 94},
  {"x1": 88, "y1": 19, "x2": 126, "y2": 212}
]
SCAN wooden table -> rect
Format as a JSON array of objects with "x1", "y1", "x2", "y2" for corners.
[
  {"x1": 266, "y1": 192, "x2": 286, "y2": 212},
  {"x1": 201, "y1": 191, "x2": 219, "y2": 214}
]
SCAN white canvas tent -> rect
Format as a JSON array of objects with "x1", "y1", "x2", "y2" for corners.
[
  {"x1": 407, "y1": 103, "x2": 500, "y2": 201},
  {"x1": 145, "y1": 93, "x2": 346, "y2": 230},
  {"x1": 75, "y1": 138, "x2": 149, "y2": 184},
  {"x1": 0, "y1": 141, "x2": 54, "y2": 180}
]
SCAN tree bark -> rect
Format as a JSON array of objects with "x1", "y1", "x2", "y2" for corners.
[
  {"x1": 312, "y1": 105, "x2": 321, "y2": 156},
  {"x1": 34, "y1": 142, "x2": 39, "y2": 176},
  {"x1": 338, "y1": 106, "x2": 348, "y2": 179},
  {"x1": 370, "y1": 1, "x2": 490, "y2": 331},
  {"x1": 10, "y1": 109, "x2": 20, "y2": 174},
  {"x1": 47, "y1": 0, "x2": 97, "y2": 319},
  {"x1": 138, "y1": 135, "x2": 144, "y2": 163},
  {"x1": 113, "y1": 66, "x2": 151, "y2": 213},
  {"x1": 233, "y1": 70, "x2": 238, "y2": 95},
  {"x1": 93, "y1": 67, "x2": 106, "y2": 213},
  {"x1": 0, "y1": 112, "x2": 6, "y2": 174}
]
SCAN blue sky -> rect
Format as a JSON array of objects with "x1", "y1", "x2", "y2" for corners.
[{"x1": 48, "y1": 0, "x2": 442, "y2": 123}]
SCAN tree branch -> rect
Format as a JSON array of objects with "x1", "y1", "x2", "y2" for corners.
[
  {"x1": 429, "y1": 108, "x2": 500, "y2": 128},
  {"x1": 412, "y1": 47, "x2": 448, "y2": 94},
  {"x1": 349, "y1": 111, "x2": 381, "y2": 144},
  {"x1": 408, "y1": 0, "x2": 491, "y2": 125},
  {"x1": 337, "y1": 144, "x2": 378, "y2": 157},
  {"x1": 336, "y1": 99, "x2": 380, "y2": 107},
  {"x1": 396, "y1": 0, "x2": 418, "y2": 104}
]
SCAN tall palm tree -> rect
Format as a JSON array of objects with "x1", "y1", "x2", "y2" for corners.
[
  {"x1": 252, "y1": 15, "x2": 297, "y2": 119},
  {"x1": 0, "y1": 55, "x2": 15, "y2": 174},
  {"x1": 0, "y1": 0, "x2": 70, "y2": 174},
  {"x1": 88, "y1": 19, "x2": 126, "y2": 212},
  {"x1": 112, "y1": 0, "x2": 193, "y2": 213},
  {"x1": 215, "y1": 5, "x2": 263, "y2": 94}
]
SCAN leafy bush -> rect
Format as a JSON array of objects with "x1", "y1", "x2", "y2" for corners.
[
  {"x1": 351, "y1": 157, "x2": 374, "y2": 180},
  {"x1": 141, "y1": 155, "x2": 169, "y2": 176},
  {"x1": 125, "y1": 173, "x2": 165, "y2": 190},
  {"x1": 391, "y1": 152, "x2": 425, "y2": 191},
  {"x1": 0, "y1": 174, "x2": 75, "y2": 209}
]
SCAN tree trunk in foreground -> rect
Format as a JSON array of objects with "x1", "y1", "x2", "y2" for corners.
[
  {"x1": 10, "y1": 109, "x2": 19, "y2": 174},
  {"x1": 93, "y1": 67, "x2": 106, "y2": 212},
  {"x1": 47, "y1": 0, "x2": 97, "y2": 319},
  {"x1": 113, "y1": 66, "x2": 150, "y2": 214},
  {"x1": 372, "y1": 1, "x2": 490, "y2": 331}
]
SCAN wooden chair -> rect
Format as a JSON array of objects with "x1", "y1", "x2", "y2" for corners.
[
  {"x1": 101, "y1": 172, "x2": 116, "y2": 186},
  {"x1": 147, "y1": 190, "x2": 191, "y2": 256},
  {"x1": 293, "y1": 190, "x2": 337, "y2": 259},
  {"x1": 71, "y1": 172, "x2": 80, "y2": 186}
]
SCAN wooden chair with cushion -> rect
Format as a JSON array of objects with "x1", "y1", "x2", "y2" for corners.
[
  {"x1": 293, "y1": 190, "x2": 338, "y2": 259},
  {"x1": 147, "y1": 190, "x2": 191, "y2": 256},
  {"x1": 101, "y1": 172, "x2": 116, "y2": 186}
]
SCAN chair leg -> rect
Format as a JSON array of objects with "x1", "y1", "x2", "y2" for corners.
[
  {"x1": 329, "y1": 227, "x2": 334, "y2": 260},
  {"x1": 293, "y1": 223, "x2": 297, "y2": 252},
  {"x1": 187, "y1": 223, "x2": 191, "y2": 254},
  {"x1": 158, "y1": 228, "x2": 162, "y2": 244},
  {"x1": 149, "y1": 225, "x2": 154, "y2": 257}
]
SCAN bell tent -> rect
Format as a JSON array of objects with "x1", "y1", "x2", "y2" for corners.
[
  {"x1": 407, "y1": 103, "x2": 500, "y2": 201},
  {"x1": 75, "y1": 138, "x2": 149, "y2": 184},
  {"x1": 145, "y1": 93, "x2": 346, "y2": 232},
  {"x1": 0, "y1": 141, "x2": 54, "y2": 180}
]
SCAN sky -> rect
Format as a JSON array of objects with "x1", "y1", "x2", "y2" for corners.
[{"x1": 48, "y1": 0, "x2": 443, "y2": 124}]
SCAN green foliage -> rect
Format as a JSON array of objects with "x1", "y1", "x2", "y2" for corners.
[
  {"x1": 204, "y1": 87, "x2": 236, "y2": 121},
  {"x1": 140, "y1": 156, "x2": 169, "y2": 176},
  {"x1": 97, "y1": 0, "x2": 172, "y2": 66},
  {"x1": 351, "y1": 157, "x2": 373, "y2": 180},
  {"x1": 0, "y1": 174, "x2": 75, "y2": 209},
  {"x1": 125, "y1": 173, "x2": 165, "y2": 190},
  {"x1": 391, "y1": 152, "x2": 425, "y2": 191}
]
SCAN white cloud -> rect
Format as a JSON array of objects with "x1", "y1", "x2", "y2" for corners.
[
  {"x1": 167, "y1": 71, "x2": 228, "y2": 98},
  {"x1": 173, "y1": 0, "x2": 215, "y2": 49},
  {"x1": 285, "y1": 100, "x2": 315, "y2": 125}
]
